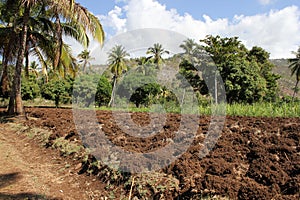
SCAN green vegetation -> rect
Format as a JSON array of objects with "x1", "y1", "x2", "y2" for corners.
[
  {"x1": 0, "y1": 0, "x2": 104, "y2": 115},
  {"x1": 107, "y1": 45, "x2": 130, "y2": 107},
  {"x1": 41, "y1": 77, "x2": 73, "y2": 107},
  {"x1": 0, "y1": 1, "x2": 298, "y2": 118}
]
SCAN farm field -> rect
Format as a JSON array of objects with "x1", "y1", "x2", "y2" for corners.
[{"x1": 2, "y1": 107, "x2": 296, "y2": 199}]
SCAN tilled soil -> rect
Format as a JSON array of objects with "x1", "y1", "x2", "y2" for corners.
[{"x1": 21, "y1": 107, "x2": 300, "y2": 199}]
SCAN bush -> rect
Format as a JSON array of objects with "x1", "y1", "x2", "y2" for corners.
[
  {"x1": 21, "y1": 76, "x2": 40, "y2": 100},
  {"x1": 41, "y1": 78, "x2": 73, "y2": 107},
  {"x1": 72, "y1": 74, "x2": 99, "y2": 107},
  {"x1": 95, "y1": 75, "x2": 112, "y2": 107},
  {"x1": 130, "y1": 83, "x2": 161, "y2": 107}
]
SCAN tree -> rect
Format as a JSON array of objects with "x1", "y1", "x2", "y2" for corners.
[
  {"x1": 130, "y1": 83, "x2": 161, "y2": 107},
  {"x1": 77, "y1": 49, "x2": 94, "y2": 72},
  {"x1": 1, "y1": 0, "x2": 104, "y2": 115},
  {"x1": 107, "y1": 45, "x2": 129, "y2": 107},
  {"x1": 0, "y1": 0, "x2": 20, "y2": 99},
  {"x1": 72, "y1": 74, "x2": 98, "y2": 107},
  {"x1": 146, "y1": 43, "x2": 169, "y2": 69},
  {"x1": 200, "y1": 35, "x2": 278, "y2": 104},
  {"x1": 95, "y1": 75, "x2": 112, "y2": 107},
  {"x1": 179, "y1": 38, "x2": 200, "y2": 62},
  {"x1": 288, "y1": 47, "x2": 300, "y2": 101},
  {"x1": 21, "y1": 74, "x2": 40, "y2": 101},
  {"x1": 249, "y1": 46, "x2": 280, "y2": 101},
  {"x1": 41, "y1": 77, "x2": 73, "y2": 107}
]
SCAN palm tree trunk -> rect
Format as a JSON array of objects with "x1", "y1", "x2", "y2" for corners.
[
  {"x1": 108, "y1": 76, "x2": 117, "y2": 107},
  {"x1": 0, "y1": 31, "x2": 16, "y2": 97},
  {"x1": 292, "y1": 79, "x2": 299, "y2": 102},
  {"x1": 83, "y1": 61, "x2": 87, "y2": 73},
  {"x1": 8, "y1": 5, "x2": 30, "y2": 115},
  {"x1": 53, "y1": 13, "x2": 62, "y2": 71},
  {"x1": 0, "y1": 56, "x2": 10, "y2": 97},
  {"x1": 25, "y1": 46, "x2": 30, "y2": 79}
]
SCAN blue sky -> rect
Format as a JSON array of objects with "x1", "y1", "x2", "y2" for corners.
[
  {"x1": 78, "y1": 0, "x2": 299, "y2": 20},
  {"x1": 73, "y1": 0, "x2": 300, "y2": 59}
]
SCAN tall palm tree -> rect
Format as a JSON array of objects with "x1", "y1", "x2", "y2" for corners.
[
  {"x1": 146, "y1": 43, "x2": 169, "y2": 69},
  {"x1": 107, "y1": 45, "x2": 129, "y2": 107},
  {"x1": 3, "y1": 0, "x2": 104, "y2": 115},
  {"x1": 28, "y1": 61, "x2": 39, "y2": 78},
  {"x1": 180, "y1": 39, "x2": 197, "y2": 55},
  {"x1": 77, "y1": 49, "x2": 94, "y2": 72},
  {"x1": 0, "y1": 1, "x2": 21, "y2": 98},
  {"x1": 288, "y1": 47, "x2": 300, "y2": 101}
]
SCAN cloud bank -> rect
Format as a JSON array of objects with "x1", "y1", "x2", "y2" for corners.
[{"x1": 95, "y1": 0, "x2": 300, "y2": 59}]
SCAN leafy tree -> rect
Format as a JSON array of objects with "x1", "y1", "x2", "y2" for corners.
[
  {"x1": 200, "y1": 35, "x2": 278, "y2": 103},
  {"x1": 178, "y1": 59, "x2": 207, "y2": 95},
  {"x1": 288, "y1": 47, "x2": 300, "y2": 101},
  {"x1": 248, "y1": 46, "x2": 280, "y2": 101},
  {"x1": 72, "y1": 74, "x2": 99, "y2": 107},
  {"x1": 146, "y1": 43, "x2": 169, "y2": 69},
  {"x1": 130, "y1": 83, "x2": 161, "y2": 107},
  {"x1": 41, "y1": 77, "x2": 73, "y2": 107},
  {"x1": 95, "y1": 75, "x2": 112, "y2": 107},
  {"x1": 107, "y1": 45, "x2": 129, "y2": 106},
  {"x1": 21, "y1": 75, "x2": 40, "y2": 100}
]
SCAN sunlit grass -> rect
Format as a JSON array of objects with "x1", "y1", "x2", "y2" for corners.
[
  {"x1": 18, "y1": 98, "x2": 300, "y2": 117},
  {"x1": 95, "y1": 102, "x2": 300, "y2": 117}
]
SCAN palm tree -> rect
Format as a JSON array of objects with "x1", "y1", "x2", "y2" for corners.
[
  {"x1": 107, "y1": 45, "x2": 129, "y2": 107},
  {"x1": 179, "y1": 39, "x2": 205, "y2": 63},
  {"x1": 146, "y1": 43, "x2": 169, "y2": 69},
  {"x1": 3, "y1": 0, "x2": 104, "y2": 115},
  {"x1": 180, "y1": 39, "x2": 197, "y2": 55},
  {"x1": 135, "y1": 56, "x2": 154, "y2": 75},
  {"x1": 28, "y1": 61, "x2": 39, "y2": 78},
  {"x1": 78, "y1": 49, "x2": 94, "y2": 72},
  {"x1": 0, "y1": 1, "x2": 21, "y2": 98},
  {"x1": 288, "y1": 47, "x2": 300, "y2": 101}
]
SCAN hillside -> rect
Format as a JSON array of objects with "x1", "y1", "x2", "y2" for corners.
[{"x1": 271, "y1": 59, "x2": 299, "y2": 98}]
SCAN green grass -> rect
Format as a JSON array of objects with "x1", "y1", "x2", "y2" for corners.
[
  {"x1": 95, "y1": 101, "x2": 300, "y2": 117},
  {"x1": 226, "y1": 102, "x2": 300, "y2": 117},
  {"x1": 12, "y1": 98, "x2": 300, "y2": 118}
]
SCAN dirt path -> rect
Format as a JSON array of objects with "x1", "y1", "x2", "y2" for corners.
[{"x1": 0, "y1": 123, "x2": 106, "y2": 200}]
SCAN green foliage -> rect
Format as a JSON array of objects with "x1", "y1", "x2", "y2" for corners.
[
  {"x1": 21, "y1": 76, "x2": 40, "y2": 101},
  {"x1": 116, "y1": 66, "x2": 157, "y2": 99},
  {"x1": 41, "y1": 77, "x2": 73, "y2": 107},
  {"x1": 178, "y1": 59, "x2": 208, "y2": 94},
  {"x1": 95, "y1": 75, "x2": 112, "y2": 107},
  {"x1": 72, "y1": 74, "x2": 99, "y2": 107},
  {"x1": 52, "y1": 137, "x2": 84, "y2": 157},
  {"x1": 130, "y1": 83, "x2": 162, "y2": 107},
  {"x1": 200, "y1": 35, "x2": 279, "y2": 103}
]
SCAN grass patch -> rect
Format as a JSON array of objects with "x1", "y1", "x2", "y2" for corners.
[
  {"x1": 94, "y1": 101, "x2": 300, "y2": 117},
  {"x1": 52, "y1": 137, "x2": 84, "y2": 157}
]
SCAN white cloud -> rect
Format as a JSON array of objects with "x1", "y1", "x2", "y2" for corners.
[
  {"x1": 88, "y1": 0, "x2": 300, "y2": 61},
  {"x1": 98, "y1": 6, "x2": 126, "y2": 34}
]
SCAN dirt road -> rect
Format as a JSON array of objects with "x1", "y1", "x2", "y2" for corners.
[{"x1": 0, "y1": 122, "x2": 105, "y2": 200}]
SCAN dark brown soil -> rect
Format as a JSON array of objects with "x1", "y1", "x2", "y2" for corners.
[{"x1": 6, "y1": 107, "x2": 300, "y2": 199}]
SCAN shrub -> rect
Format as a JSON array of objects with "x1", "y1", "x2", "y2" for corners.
[
  {"x1": 95, "y1": 75, "x2": 112, "y2": 107},
  {"x1": 41, "y1": 78, "x2": 73, "y2": 107},
  {"x1": 21, "y1": 76, "x2": 40, "y2": 100}
]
